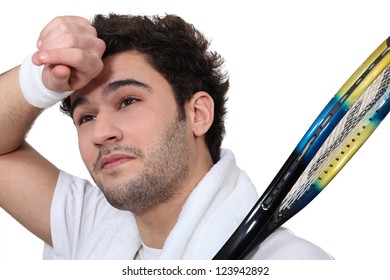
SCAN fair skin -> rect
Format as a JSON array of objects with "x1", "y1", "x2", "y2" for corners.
[
  {"x1": 0, "y1": 16, "x2": 214, "y2": 249},
  {"x1": 72, "y1": 51, "x2": 214, "y2": 247}
]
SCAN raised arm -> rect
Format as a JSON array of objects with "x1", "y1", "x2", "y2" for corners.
[{"x1": 0, "y1": 16, "x2": 105, "y2": 245}]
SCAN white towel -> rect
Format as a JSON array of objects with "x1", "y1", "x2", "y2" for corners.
[
  {"x1": 44, "y1": 149, "x2": 259, "y2": 259},
  {"x1": 160, "y1": 149, "x2": 258, "y2": 259}
]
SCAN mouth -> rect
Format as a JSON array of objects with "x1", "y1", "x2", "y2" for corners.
[{"x1": 99, "y1": 154, "x2": 134, "y2": 170}]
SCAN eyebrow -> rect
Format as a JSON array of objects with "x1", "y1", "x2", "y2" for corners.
[
  {"x1": 70, "y1": 78, "x2": 152, "y2": 118},
  {"x1": 103, "y1": 78, "x2": 152, "y2": 96}
]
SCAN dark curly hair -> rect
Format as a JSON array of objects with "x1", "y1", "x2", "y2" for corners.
[{"x1": 61, "y1": 14, "x2": 229, "y2": 163}]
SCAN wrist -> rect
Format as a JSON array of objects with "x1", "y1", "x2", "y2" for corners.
[{"x1": 19, "y1": 54, "x2": 74, "y2": 109}]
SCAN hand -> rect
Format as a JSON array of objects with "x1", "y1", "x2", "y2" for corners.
[{"x1": 31, "y1": 16, "x2": 106, "y2": 92}]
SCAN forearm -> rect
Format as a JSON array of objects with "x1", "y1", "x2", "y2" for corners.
[{"x1": 0, "y1": 66, "x2": 42, "y2": 155}]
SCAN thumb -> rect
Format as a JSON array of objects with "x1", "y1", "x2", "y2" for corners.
[{"x1": 42, "y1": 64, "x2": 73, "y2": 92}]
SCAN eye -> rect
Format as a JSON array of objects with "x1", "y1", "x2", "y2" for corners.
[
  {"x1": 119, "y1": 96, "x2": 138, "y2": 108},
  {"x1": 77, "y1": 113, "x2": 96, "y2": 126}
]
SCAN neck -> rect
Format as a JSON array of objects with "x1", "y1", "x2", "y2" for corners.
[{"x1": 133, "y1": 191, "x2": 189, "y2": 249}]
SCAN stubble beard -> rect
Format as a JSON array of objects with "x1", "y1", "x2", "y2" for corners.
[{"x1": 91, "y1": 117, "x2": 191, "y2": 213}]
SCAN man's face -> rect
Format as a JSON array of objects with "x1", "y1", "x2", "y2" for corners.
[{"x1": 71, "y1": 51, "x2": 191, "y2": 213}]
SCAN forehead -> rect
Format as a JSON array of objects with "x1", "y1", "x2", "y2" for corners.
[{"x1": 71, "y1": 50, "x2": 168, "y2": 101}]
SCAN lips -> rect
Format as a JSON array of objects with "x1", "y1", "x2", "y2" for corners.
[{"x1": 99, "y1": 154, "x2": 133, "y2": 170}]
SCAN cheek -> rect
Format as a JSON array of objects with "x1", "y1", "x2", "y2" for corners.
[
  {"x1": 77, "y1": 132, "x2": 95, "y2": 170},
  {"x1": 123, "y1": 110, "x2": 172, "y2": 143}
]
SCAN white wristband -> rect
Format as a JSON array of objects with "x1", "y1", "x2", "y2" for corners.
[{"x1": 19, "y1": 54, "x2": 74, "y2": 109}]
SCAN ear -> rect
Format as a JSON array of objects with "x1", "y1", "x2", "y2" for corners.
[{"x1": 187, "y1": 91, "x2": 214, "y2": 137}]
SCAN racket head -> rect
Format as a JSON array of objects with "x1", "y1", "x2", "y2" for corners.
[
  {"x1": 252, "y1": 65, "x2": 390, "y2": 249},
  {"x1": 213, "y1": 37, "x2": 390, "y2": 260},
  {"x1": 278, "y1": 64, "x2": 390, "y2": 221}
]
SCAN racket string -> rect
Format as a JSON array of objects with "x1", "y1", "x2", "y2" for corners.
[{"x1": 280, "y1": 65, "x2": 390, "y2": 212}]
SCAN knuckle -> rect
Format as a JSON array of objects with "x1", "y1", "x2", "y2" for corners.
[
  {"x1": 78, "y1": 17, "x2": 92, "y2": 27},
  {"x1": 96, "y1": 39, "x2": 106, "y2": 55},
  {"x1": 52, "y1": 15, "x2": 68, "y2": 23},
  {"x1": 86, "y1": 24, "x2": 98, "y2": 37},
  {"x1": 94, "y1": 59, "x2": 105, "y2": 74},
  {"x1": 71, "y1": 50, "x2": 87, "y2": 65},
  {"x1": 63, "y1": 33, "x2": 79, "y2": 48},
  {"x1": 56, "y1": 20, "x2": 72, "y2": 34}
]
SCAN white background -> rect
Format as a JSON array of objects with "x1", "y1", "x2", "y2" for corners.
[{"x1": 0, "y1": 0, "x2": 389, "y2": 269}]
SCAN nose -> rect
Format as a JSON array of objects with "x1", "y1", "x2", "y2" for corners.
[{"x1": 92, "y1": 113, "x2": 123, "y2": 146}]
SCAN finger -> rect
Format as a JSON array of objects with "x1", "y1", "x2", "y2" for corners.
[
  {"x1": 40, "y1": 48, "x2": 104, "y2": 91},
  {"x1": 38, "y1": 32, "x2": 106, "y2": 58},
  {"x1": 42, "y1": 64, "x2": 73, "y2": 93},
  {"x1": 37, "y1": 16, "x2": 93, "y2": 48},
  {"x1": 36, "y1": 47, "x2": 105, "y2": 74}
]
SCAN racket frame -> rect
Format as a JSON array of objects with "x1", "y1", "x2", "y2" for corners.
[{"x1": 213, "y1": 37, "x2": 390, "y2": 260}]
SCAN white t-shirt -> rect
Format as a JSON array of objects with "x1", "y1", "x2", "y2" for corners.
[
  {"x1": 134, "y1": 243, "x2": 162, "y2": 260},
  {"x1": 43, "y1": 150, "x2": 332, "y2": 260}
]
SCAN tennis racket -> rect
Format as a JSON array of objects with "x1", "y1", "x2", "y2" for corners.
[{"x1": 213, "y1": 36, "x2": 390, "y2": 260}]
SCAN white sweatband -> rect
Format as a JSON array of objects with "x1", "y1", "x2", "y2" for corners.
[{"x1": 19, "y1": 54, "x2": 74, "y2": 109}]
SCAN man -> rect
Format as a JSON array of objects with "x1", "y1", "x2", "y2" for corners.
[{"x1": 0, "y1": 14, "x2": 331, "y2": 259}]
